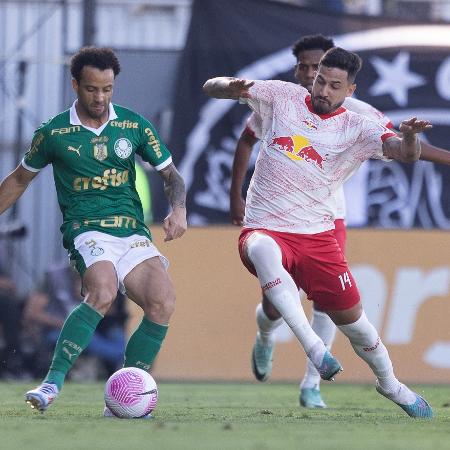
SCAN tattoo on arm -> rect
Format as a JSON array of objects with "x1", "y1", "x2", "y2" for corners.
[{"x1": 159, "y1": 163, "x2": 186, "y2": 209}]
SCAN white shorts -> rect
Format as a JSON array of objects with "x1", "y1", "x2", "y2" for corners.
[{"x1": 73, "y1": 231, "x2": 169, "y2": 294}]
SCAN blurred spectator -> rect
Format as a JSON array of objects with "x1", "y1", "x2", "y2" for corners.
[
  {"x1": 0, "y1": 267, "x2": 28, "y2": 379},
  {"x1": 22, "y1": 262, "x2": 127, "y2": 379}
]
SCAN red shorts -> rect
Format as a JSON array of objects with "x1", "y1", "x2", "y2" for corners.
[
  {"x1": 238, "y1": 227, "x2": 359, "y2": 311},
  {"x1": 333, "y1": 219, "x2": 347, "y2": 255}
]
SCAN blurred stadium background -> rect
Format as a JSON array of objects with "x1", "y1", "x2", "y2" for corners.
[{"x1": 0, "y1": 0, "x2": 449, "y2": 384}]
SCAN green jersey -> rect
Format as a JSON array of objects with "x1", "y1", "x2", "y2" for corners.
[{"x1": 23, "y1": 103, "x2": 172, "y2": 249}]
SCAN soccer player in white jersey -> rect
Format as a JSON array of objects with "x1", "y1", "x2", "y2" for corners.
[
  {"x1": 204, "y1": 46, "x2": 434, "y2": 418},
  {"x1": 230, "y1": 35, "x2": 450, "y2": 409}
]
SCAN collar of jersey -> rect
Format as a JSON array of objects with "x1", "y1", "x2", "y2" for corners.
[
  {"x1": 69, "y1": 101, "x2": 118, "y2": 136},
  {"x1": 305, "y1": 95, "x2": 346, "y2": 119}
]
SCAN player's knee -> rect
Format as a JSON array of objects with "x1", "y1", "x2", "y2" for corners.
[
  {"x1": 143, "y1": 289, "x2": 176, "y2": 323},
  {"x1": 246, "y1": 234, "x2": 282, "y2": 269},
  {"x1": 338, "y1": 312, "x2": 379, "y2": 347},
  {"x1": 84, "y1": 284, "x2": 118, "y2": 315}
]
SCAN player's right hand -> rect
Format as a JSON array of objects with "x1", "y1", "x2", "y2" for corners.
[
  {"x1": 230, "y1": 193, "x2": 245, "y2": 226},
  {"x1": 163, "y1": 207, "x2": 187, "y2": 241},
  {"x1": 228, "y1": 78, "x2": 254, "y2": 100},
  {"x1": 399, "y1": 117, "x2": 432, "y2": 135}
]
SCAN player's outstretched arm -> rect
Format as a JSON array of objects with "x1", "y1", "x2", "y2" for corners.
[
  {"x1": 419, "y1": 142, "x2": 450, "y2": 165},
  {"x1": 158, "y1": 163, "x2": 187, "y2": 242},
  {"x1": 230, "y1": 130, "x2": 258, "y2": 226},
  {"x1": 203, "y1": 77, "x2": 254, "y2": 100},
  {"x1": 383, "y1": 117, "x2": 432, "y2": 162},
  {"x1": 0, "y1": 164, "x2": 38, "y2": 215}
]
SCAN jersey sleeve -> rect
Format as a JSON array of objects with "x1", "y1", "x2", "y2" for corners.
[
  {"x1": 22, "y1": 127, "x2": 53, "y2": 172},
  {"x1": 245, "y1": 112, "x2": 263, "y2": 140},
  {"x1": 242, "y1": 80, "x2": 301, "y2": 117},
  {"x1": 356, "y1": 118, "x2": 397, "y2": 161},
  {"x1": 137, "y1": 118, "x2": 172, "y2": 171}
]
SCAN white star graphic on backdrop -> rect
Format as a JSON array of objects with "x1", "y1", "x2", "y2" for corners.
[{"x1": 369, "y1": 52, "x2": 426, "y2": 106}]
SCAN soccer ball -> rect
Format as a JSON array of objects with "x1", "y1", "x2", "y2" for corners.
[{"x1": 104, "y1": 367, "x2": 158, "y2": 418}]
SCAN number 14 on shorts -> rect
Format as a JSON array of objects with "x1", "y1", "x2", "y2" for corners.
[{"x1": 338, "y1": 271, "x2": 352, "y2": 290}]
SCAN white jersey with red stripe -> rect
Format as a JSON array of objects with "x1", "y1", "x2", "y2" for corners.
[
  {"x1": 241, "y1": 80, "x2": 396, "y2": 234},
  {"x1": 244, "y1": 94, "x2": 393, "y2": 221}
]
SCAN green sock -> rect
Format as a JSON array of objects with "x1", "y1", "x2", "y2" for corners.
[
  {"x1": 124, "y1": 317, "x2": 168, "y2": 371},
  {"x1": 44, "y1": 302, "x2": 103, "y2": 390}
]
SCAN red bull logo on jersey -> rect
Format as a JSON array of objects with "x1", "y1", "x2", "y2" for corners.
[{"x1": 269, "y1": 135, "x2": 324, "y2": 169}]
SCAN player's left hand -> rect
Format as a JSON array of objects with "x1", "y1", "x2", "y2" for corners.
[
  {"x1": 399, "y1": 117, "x2": 433, "y2": 135},
  {"x1": 163, "y1": 207, "x2": 187, "y2": 241}
]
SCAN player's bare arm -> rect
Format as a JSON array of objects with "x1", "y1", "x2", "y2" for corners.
[
  {"x1": 0, "y1": 164, "x2": 38, "y2": 215},
  {"x1": 203, "y1": 77, "x2": 254, "y2": 100},
  {"x1": 417, "y1": 142, "x2": 450, "y2": 165},
  {"x1": 230, "y1": 129, "x2": 258, "y2": 226},
  {"x1": 158, "y1": 163, "x2": 187, "y2": 242},
  {"x1": 382, "y1": 117, "x2": 432, "y2": 163}
]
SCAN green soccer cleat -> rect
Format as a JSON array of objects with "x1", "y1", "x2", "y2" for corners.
[
  {"x1": 25, "y1": 382, "x2": 59, "y2": 413},
  {"x1": 251, "y1": 334, "x2": 274, "y2": 382},
  {"x1": 376, "y1": 381, "x2": 433, "y2": 419},
  {"x1": 299, "y1": 387, "x2": 327, "y2": 408}
]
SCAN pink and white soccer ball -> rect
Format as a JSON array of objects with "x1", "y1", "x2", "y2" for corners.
[{"x1": 104, "y1": 367, "x2": 158, "y2": 418}]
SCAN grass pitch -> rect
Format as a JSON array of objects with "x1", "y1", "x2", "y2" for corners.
[{"x1": 1, "y1": 382, "x2": 450, "y2": 450}]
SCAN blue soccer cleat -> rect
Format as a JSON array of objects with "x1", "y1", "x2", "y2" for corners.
[
  {"x1": 251, "y1": 334, "x2": 274, "y2": 382},
  {"x1": 25, "y1": 382, "x2": 59, "y2": 413},
  {"x1": 316, "y1": 350, "x2": 343, "y2": 381},
  {"x1": 299, "y1": 387, "x2": 327, "y2": 408},
  {"x1": 376, "y1": 381, "x2": 433, "y2": 419}
]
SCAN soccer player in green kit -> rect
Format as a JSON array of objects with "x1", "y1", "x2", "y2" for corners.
[{"x1": 0, "y1": 47, "x2": 187, "y2": 416}]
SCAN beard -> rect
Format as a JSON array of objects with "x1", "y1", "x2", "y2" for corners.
[
  {"x1": 311, "y1": 94, "x2": 343, "y2": 115},
  {"x1": 87, "y1": 103, "x2": 107, "y2": 119}
]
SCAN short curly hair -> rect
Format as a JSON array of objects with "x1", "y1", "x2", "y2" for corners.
[
  {"x1": 292, "y1": 35, "x2": 334, "y2": 60},
  {"x1": 70, "y1": 46, "x2": 121, "y2": 83}
]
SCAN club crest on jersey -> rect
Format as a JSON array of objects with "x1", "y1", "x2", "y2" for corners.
[
  {"x1": 302, "y1": 119, "x2": 318, "y2": 130},
  {"x1": 114, "y1": 138, "x2": 133, "y2": 159},
  {"x1": 93, "y1": 143, "x2": 108, "y2": 161},
  {"x1": 91, "y1": 136, "x2": 109, "y2": 161}
]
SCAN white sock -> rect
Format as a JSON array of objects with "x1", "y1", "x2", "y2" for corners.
[
  {"x1": 246, "y1": 233, "x2": 325, "y2": 362},
  {"x1": 338, "y1": 311, "x2": 414, "y2": 403},
  {"x1": 301, "y1": 309, "x2": 337, "y2": 390},
  {"x1": 256, "y1": 303, "x2": 283, "y2": 346}
]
